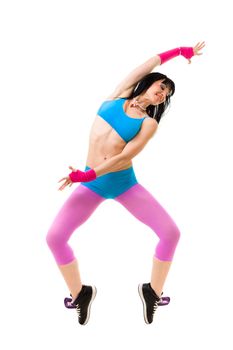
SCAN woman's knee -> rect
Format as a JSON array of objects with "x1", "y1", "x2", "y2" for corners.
[
  {"x1": 164, "y1": 222, "x2": 181, "y2": 246},
  {"x1": 46, "y1": 228, "x2": 75, "y2": 264},
  {"x1": 46, "y1": 226, "x2": 68, "y2": 252},
  {"x1": 156, "y1": 222, "x2": 181, "y2": 250},
  {"x1": 170, "y1": 223, "x2": 181, "y2": 244},
  {"x1": 46, "y1": 229, "x2": 59, "y2": 251},
  {"x1": 155, "y1": 223, "x2": 181, "y2": 261}
]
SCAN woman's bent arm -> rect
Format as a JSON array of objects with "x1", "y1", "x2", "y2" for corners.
[
  {"x1": 93, "y1": 118, "x2": 158, "y2": 176},
  {"x1": 93, "y1": 153, "x2": 130, "y2": 177}
]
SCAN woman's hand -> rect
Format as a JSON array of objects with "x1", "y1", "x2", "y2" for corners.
[
  {"x1": 58, "y1": 166, "x2": 76, "y2": 191},
  {"x1": 188, "y1": 41, "x2": 205, "y2": 64}
]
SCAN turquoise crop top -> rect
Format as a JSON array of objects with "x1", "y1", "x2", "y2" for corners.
[{"x1": 97, "y1": 98, "x2": 147, "y2": 143}]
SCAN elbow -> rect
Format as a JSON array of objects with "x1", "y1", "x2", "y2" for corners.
[
  {"x1": 119, "y1": 152, "x2": 132, "y2": 165},
  {"x1": 120, "y1": 151, "x2": 135, "y2": 165}
]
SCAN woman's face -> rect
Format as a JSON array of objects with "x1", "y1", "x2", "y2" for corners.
[{"x1": 145, "y1": 79, "x2": 171, "y2": 105}]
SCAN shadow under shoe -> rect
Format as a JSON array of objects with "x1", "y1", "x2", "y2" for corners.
[
  {"x1": 64, "y1": 285, "x2": 97, "y2": 325},
  {"x1": 138, "y1": 283, "x2": 170, "y2": 324}
]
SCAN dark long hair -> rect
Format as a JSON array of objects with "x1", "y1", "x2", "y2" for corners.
[{"x1": 124, "y1": 72, "x2": 175, "y2": 123}]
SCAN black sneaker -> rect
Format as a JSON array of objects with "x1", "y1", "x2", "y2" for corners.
[
  {"x1": 64, "y1": 285, "x2": 97, "y2": 325},
  {"x1": 138, "y1": 283, "x2": 170, "y2": 324}
]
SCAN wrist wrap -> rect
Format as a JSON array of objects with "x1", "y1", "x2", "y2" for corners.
[{"x1": 69, "y1": 169, "x2": 97, "y2": 182}]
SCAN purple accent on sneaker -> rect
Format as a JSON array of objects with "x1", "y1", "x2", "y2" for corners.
[
  {"x1": 158, "y1": 296, "x2": 170, "y2": 306},
  {"x1": 64, "y1": 297, "x2": 76, "y2": 309}
]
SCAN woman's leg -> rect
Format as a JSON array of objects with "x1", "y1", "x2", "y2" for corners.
[
  {"x1": 114, "y1": 183, "x2": 180, "y2": 297},
  {"x1": 46, "y1": 185, "x2": 105, "y2": 300}
]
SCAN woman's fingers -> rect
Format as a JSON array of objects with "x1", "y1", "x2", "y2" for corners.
[
  {"x1": 69, "y1": 166, "x2": 76, "y2": 172},
  {"x1": 195, "y1": 41, "x2": 205, "y2": 49},
  {"x1": 199, "y1": 41, "x2": 205, "y2": 48},
  {"x1": 194, "y1": 41, "x2": 205, "y2": 55},
  {"x1": 58, "y1": 169, "x2": 75, "y2": 190},
  {"x1": 58, "y1": 177, "x2": 66, "y2": 183},
  {"x1": 59, "y1": 181, "x2": 68, "y2": 191},
  {"x1": 58, "y1": 176, "x2": 73, "y2": 190}
]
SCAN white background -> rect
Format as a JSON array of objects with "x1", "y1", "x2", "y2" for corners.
[{"x1": 0, "y1": 0, "x2": 232, "y2": 349}]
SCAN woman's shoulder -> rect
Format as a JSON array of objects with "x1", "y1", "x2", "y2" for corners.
[{"x1": 143, "y1": 116, "x2": 159, "y2": 127}]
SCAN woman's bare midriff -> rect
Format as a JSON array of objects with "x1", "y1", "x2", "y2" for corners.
[
  {"x1": 84, "y1": 115, "x2": 132, "y2": 170},
  {"x1": 84, "y1": 98, "x2": 148, "y2": 171}
]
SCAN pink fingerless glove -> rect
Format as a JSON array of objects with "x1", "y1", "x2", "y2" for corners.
[
  {"x1": 158, "y1": 47, "x2": 194, "y2": 64},
  {"x1": 180, "y1": 47, "x2": 194, "y2": 59},
  {"x1": 69, "y1": 168, "x2": 97, "y2": 183}
]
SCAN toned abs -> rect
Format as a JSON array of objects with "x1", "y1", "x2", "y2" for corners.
[{"x1": 85, "y1": 115, "x2": 132, "y2": 170}]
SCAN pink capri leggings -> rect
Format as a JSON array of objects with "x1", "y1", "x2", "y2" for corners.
[{"x1": 46, "y1": 182, "x2": 180, "y2": 265}]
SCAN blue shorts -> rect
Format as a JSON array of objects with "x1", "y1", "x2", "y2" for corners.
[{"x1": 80, "y1": 165, "x2": 138, "y2": 199}]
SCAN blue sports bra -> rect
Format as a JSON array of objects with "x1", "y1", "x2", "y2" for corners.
[{"x1": 97, "y1": 98, "x2": 147, "y2": 143}]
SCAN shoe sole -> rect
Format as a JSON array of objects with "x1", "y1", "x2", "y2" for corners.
[
  {"x1": 138, "y1": 284, "x2": 149, "y2": 324},
  {"x1": 82, "y1": 286, "x2": 97, "y2": 325}
]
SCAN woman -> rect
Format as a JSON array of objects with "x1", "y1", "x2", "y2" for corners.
[{"x1": 46, "y1": 42, "x2": 205, "y2": 325}]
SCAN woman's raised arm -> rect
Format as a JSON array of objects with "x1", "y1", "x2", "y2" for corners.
[{"x1": 107, "y1": 42, "x2": 205, "y2": 100}]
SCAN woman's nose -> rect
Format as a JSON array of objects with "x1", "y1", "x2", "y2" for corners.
[{"x1": 157, "y1": 91, "x2": 165, "y2": 101}]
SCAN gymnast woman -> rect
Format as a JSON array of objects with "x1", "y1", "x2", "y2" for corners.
[{"x1": 46, "y1": 41, "x2": 205, "y2": 325}]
